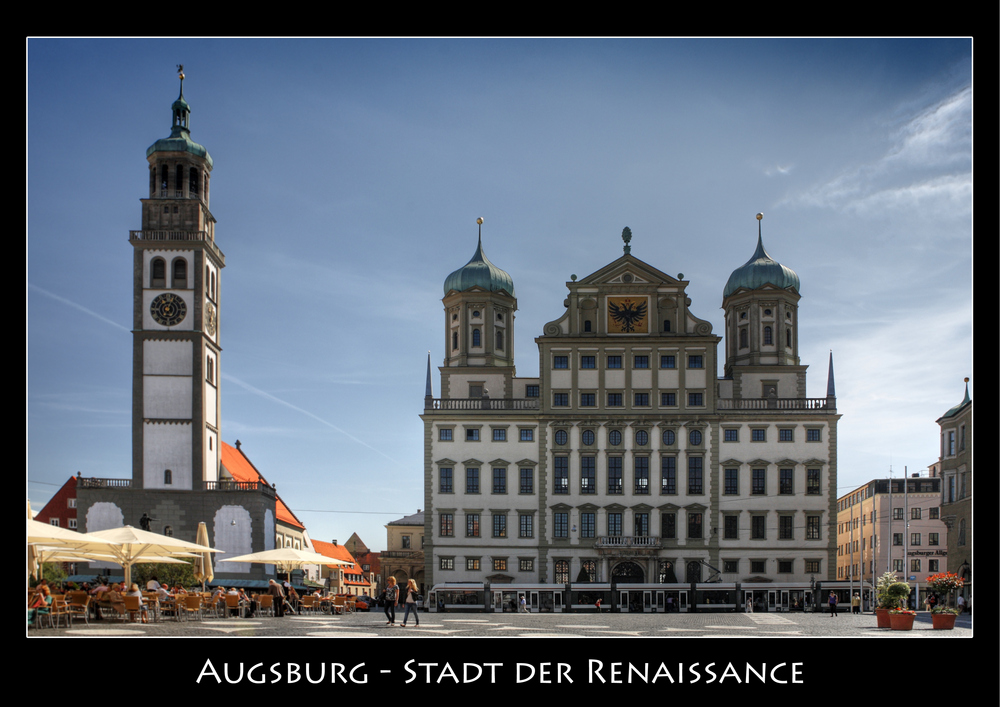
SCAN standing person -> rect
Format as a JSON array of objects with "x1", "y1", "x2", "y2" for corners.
[
  {"x1": 852, "y1": 593, "x2": 861, "y2": 614},
  {"x1": 519, "y1": 595, "x2": 528, "y2": 613},
  {"x1": 384, "y1": 577, "x2": 398, "y2": 626},
  {"x1": 269, "y1": 580, "x2": 286, "y2": 618},
  {"x1": 957, "y1": 594, "x2": 966, "y2": 613},
  {"x1": 401, "y1": 579, "x2": 421, "y2": 627},
  {"x1": 595, "y1": 597, "x2": 602, "y2": 613},
  {"x1": 828, "y1": 591, "x2": 838, "y2": 617},
  {"x1": 745, "y1": 596, "x2": 753, "y2": 613}
]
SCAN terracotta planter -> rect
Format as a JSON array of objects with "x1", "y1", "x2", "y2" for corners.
[
  {"x1": 875, "y1": 608, "x2": 891, "y2": 628},
  {"x1": 889, "y1": 613, "x2": 915, "y2": 631},
  {"x1": 931, "y1": 613, "x2": 957, "y2": 630}
]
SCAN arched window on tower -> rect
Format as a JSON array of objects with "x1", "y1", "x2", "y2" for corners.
[
  {"x1": 151, "y1": 258, "x2": 166, "y2": 288},
  {"x1": 584, "y1": 320, "x2": 592, "y2": 332},
  {"x1": 210, "y1": 272, "x2": 216, "y2": 300},
  {"x1": 172, "y1": 258, "x2": 187, "y2": 288},
  {"x1": 496, "y1": 329, "x2": 504, "y2": 351},
  {"x1": 175, "y1": 165, "x2": 184, "y2": 197},
  {"x1": 739, "y1": 328, "x2": 748, "y2": 349},
  {"x1": 452, "y1": 331, "x2": 458, "y2": 350},
  {"x1": 472, "y1": 329, "x2": 481, "y2": 348},
  {"x1": 189, "y1": 167, "x2": 199, "y2": 197},
  {"x1": 786, "y1": 328, "x2": 792, "y2": 347},
  {"x1": 663, "y1": 319, "x2": 671, "y2": 332},
  {"x1": 763, "y1": 326, "x2": 773, "y2": 345},
  {"x1": 149, "y1": 167, "x2": 156, "y2": 196},
  {"x1": 159, "y1": 164, "x2": 168, "y2": 194},
  {"x1": 164, "y1": 469, "x2": 173, "y2": 485}
]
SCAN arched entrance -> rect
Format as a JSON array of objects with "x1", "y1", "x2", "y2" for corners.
[{"x1": 613, "y1": 561, "x2": 645, "y2": 612}]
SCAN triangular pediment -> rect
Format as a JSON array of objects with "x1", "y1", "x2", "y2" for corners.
[{"x1": 576, "y1": 254, "x2": 685, "y2": 288}]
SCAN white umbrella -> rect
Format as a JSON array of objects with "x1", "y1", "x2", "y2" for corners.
[
  {"x1": 27, "y1": 518, "x2": 121, "y2": 580},
  {"x1": 218, "y1": 547, "x2": 352, "y2": 573},
  {"x1": 193, "y1": 522, "x2": 214, "y2": 591},
  {"x1": 86, "y1": 525, "x2": 222, "y2": 587}
]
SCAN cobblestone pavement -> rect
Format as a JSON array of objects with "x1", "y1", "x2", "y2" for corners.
[{"x1": 29, "y1": 609, "x2": 972, "y2": 638}]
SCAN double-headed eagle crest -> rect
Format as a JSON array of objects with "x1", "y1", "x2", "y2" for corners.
[{"x1": 608, "y1": 298, "x2": 647, "y2": 333}]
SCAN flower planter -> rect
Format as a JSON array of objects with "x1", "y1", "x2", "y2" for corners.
[
  {"x1": 875, "y1": 608, "x2": 891, "y2": 628},
  {"x1": 889, "y1": 613, "x2": 915, "y2": 631},
  {"x1": 931, "y1": 613, "x2": 957, "y2": 630}
]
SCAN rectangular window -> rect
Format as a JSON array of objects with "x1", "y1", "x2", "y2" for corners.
[
  {"x1": 688, "y1": 392, "x2": 703, "y2": 406},
  {"x1": 466, "y1": 514, "x2": 480, "y2": 537},
  {"x1": 688, "y1": 457, "x2": 703, "y2": 494},
  {"x1": 893, "y1": 559, "x2": 904, "y2": 572},
  {"x1": 553, "y1": 355, "x2": 568, "y2": 369},
  {"x1": 724, "y1": 468, "x2": 739, "y2": 495},
  {"x1": 607, "y1": 355, "x2": 622, "y2": 369},
  {"x1": 724, "y1": 560, "x2": 739, "y2": 573},
  {"x1": 466, "y1": 428, "x2": 480, "y2": 441},
  {"x1": 440, "y1": 468, "x2": 453, "y2": 494},
  {"x1": 911, "y1": 507, "x2": 922, "y2": 520},
  {"x1": 554, "y1": 512, "x2": 569, "y2": 538},
  {"x1": 634, "y1": 512, "x2": 649, "y2": 536},
  {"x1": 467, "y1": 558, "x2": 480, "y2": 571},
  {"x1": 519, "y1": 514, "x2": 533, "y2": 538},
  {"x1": 492, "y1": 428, "x2": 507, "y2": 442},
  {"x1": 525, "y1": 385, "x2": 539, "y2": 398},
  {"x1": 910, "y1": 559, "x2": 921, "y2": 573},
  {"x1": 466, "y1": 468, "x2": 480, "y2": 494},
  {"x1": 520, "y1": 468, "x2": 534, "y2": 494},
  {"x1": 928, "y1": 559, "x2": 939, "y2": 573},
  {"x1": 751, "y1": 428, "x2": 766, "y2": 442},
  {"x1": 634, "y1": 355, "x2": 649, "y2": 369},
  {"x1": 807, "y1": 469, "x2": 821, "y2": 495},
  {"x1": 807, "y1": 516, "x2": 821, "y2": 540},
  {"x1": 634, "y1": 392, "x2": 650, "y2": 407},
  {"x1": 580, "y1": 392, "x2": 596, "y2": 407},
  {"x1": 492, "y1": 468, "x2": 507, "y2": 494},
  {"x1": 806, "y1": 428, "x2": 821, "y2": 442},
  {"x1": 779, "y1": 516, "x2": 794, "y2": 540},
  {"x1": 493, "y1": 559, "x2": 507, "y2": 572},
  {"x1": 661, "y1": 457, "x2": 677, "y2": 494},
  {"x1": 68, "y1": 518, "x2": 77, "y2": 529},
  {"x1": 780, "y1": 468, "x2": 794, "y2": 495},
  {"x1": 752, "y1": 468, "x2": 766, "y2": 495},
  {"x1": 439, "y1": 428, "x2": 453, "y2": 441},
  {"x1": 661, "y1": 513, "x2": 676, "y2": 539},
  {"x1": 688, "y1": 355, "x2": 703, "y2": 368},
  {"x1": 581, "y1": 355, "x2": 596, "y2": 369},
  {"x1": 553, "y1": 456, "x2": 569, "y2": 494},
  {"x1": 752, "y1": 515, "x2": 766, "y2": 540},
  {"x1": 893, "y1": 508, "x2": 904, "y2": 520},
  {"x1": 440, "y1": 513, "x2": 454, "y2": 537},
  {"x1": 724, "y1": 515, "x2": 738, "y2": 539},
  {"x1": 581, "y1": 457, "x2": 596, "y2": 494},
  {"x1": 520, "y1": 559, "x2": 534, "y2": 572},
  {"x1": 779, "y1": 428, "x2": 794, "y2": 442},
  {"x1": 929, "y1": 532, "x2": 939, "y2": 546},
  {"x1": 805, "y1": 560, "x2": 820, "y2": 574},
  {"x1": 724, "y1": 428, "x2": 738, "y2": 442},
  {"x1": 608, "y1": 512, "x2": 623, "y2": 536},
  {"x1": 520, "y1": 428, "x2": 534, "y2": 442},
  {"x1": 910, "y1": 532, "x2": 921, "y2": 546},
  {"x1": 660, "y1": 355, "x2": 676, "y2": 368},
  {"x1": 581, "y1": 512, "x2": 595, "y2": 538},
  {"x1": 493, "y1": 514, "x2": 507, "y2": 538},
  {"x1": 607, "y1": 392, "x2": 623, "y2": 407},
  {"x1": 661, "y1": 392, "x2": 677, "y2": 406},
  {"x1": 634, "y1": 456, "x2": 649, "y2": 494},
  {"x1": 440, "y1": 558, "x2": 454, "y2": 570},
  {"x1": 778, "y1": 560, "x2": 794, "y2": 574},
  {"x1": 929, "y1": 507, "x2": 939, "y2": 519},
  {"x1": 608, "y1": 457, "x2": 623, "y2": 494},
  {"x1": 751, "y1": 560, "x2": 766, "y2": 573},
  {"x1": 553, "y1": 393, "x2": 569, "y2": 407},
  {"x1": 892, "y1": 533, "x2": 903, "y2": 546},
  {"x1": 688, "y1": 513, "x2": 703, "y2": 539}
]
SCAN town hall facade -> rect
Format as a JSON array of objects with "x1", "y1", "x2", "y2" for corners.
[{"x1": 422, "y1": 218, "x2": 839, "y2": 590}]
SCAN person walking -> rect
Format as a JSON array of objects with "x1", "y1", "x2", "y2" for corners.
[
  {"x1": 519, "y1": 594, "x2": 528, "y2": 613},
  {"x1": 269, "y1": 579, "x2": 286, "y2": 618},
  {"x1": 400, "y1": 579, "x2": 420, "y2": 627},
  {"x1": 852, "y1": 593, "x2": 860, "y2": 614},
  {"x1": 384, "y1": 577, "x2": 398, "y2": 626},
  {"x1": 828, "y1": 591, "x2": 838, "y2": 617}
]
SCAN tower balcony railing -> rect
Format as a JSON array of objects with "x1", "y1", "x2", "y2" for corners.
[
  {"x1": 130, "y1": 230, "x2": 223, "y2": 263},
  {"x1": 716, "y1": 396, "x2": 835, "y2": 412},
  {"x1": 203, "y1": 480, "x2": 276, "y2": 497},
  {"x1": 77, "y1": 478, "x2": 133, "y2": 489},
  {"x1": 425, "y1": 397, "x2": 541, "y2": 411}
]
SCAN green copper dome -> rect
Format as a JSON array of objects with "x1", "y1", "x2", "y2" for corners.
[
  {"x1": 444, "y1": 236, "x2": 515, "y2": 297},
  {"x1": 724, "y1": 233, "x2": 800, "y2": 298},
  {"x1": 940, "y1": 380, "x2": 971, "y2": 419},
  {"x1": 146, "y1": 78, "x2": 213, "y2": 168}
]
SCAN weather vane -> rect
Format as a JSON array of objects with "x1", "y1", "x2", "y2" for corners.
[{"x1": 622, "y1": 226, "x2": 632, "y2": 255}]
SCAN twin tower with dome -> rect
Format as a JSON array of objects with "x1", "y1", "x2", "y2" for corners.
[{"x1": 421, "y1": 216, "x2": 838, "y2": 604}]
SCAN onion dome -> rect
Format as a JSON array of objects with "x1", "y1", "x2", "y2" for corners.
[
  {"x1": 724, "y1": 231, "x2": 800, "y2": 298},
  {"x1": 940, "y1": 379, "x2": 971, "y2": 419},
  {"x1": 443, "y1": 234, "x2": 515, "y2": 297},
  {"x1": 146, "y1": 70, "x2": 213, "y2": 168}
]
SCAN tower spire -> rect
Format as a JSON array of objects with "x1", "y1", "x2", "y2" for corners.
[
  {"x1": 827, "y1": 350, "x2": 836, "y2": 398},
  {"x1": 425, "y1": 351, "x2": 434, "y2": 398}
]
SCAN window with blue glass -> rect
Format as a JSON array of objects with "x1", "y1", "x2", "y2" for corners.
[
  {"x1": 688, "y1": 392, "x2": 704, "y2": 406},
  {"x1": 607, "y1": 355, "x2": 622, "y2": 369},
  {"x1": 580, "y1": 392, "x2": 596, "y2": 407},
  {"x1": 608, "y1": 512, "x2": 623, "y2": 536},
  {"x1": 661, "y1": 392, "x2": 677, "y2": 406},
  {"x1": 553, "y1": 393, "x2": 569, "y2": 406},
  {"x1": 780, "y1": 468, "x2": 793, "y2": 495},
  {"x1": 581, "y1": 355, "x2": 596, "y2": 369},
  {"x1": 660, "y1": 355, "x2": 675, "y2": 368},
  {"x1": 752, "y1": 468, "x2": 766, "y2": 495},
  {"x1": 582, "y1": 429, "x2": 595, "y2": 445},
  {"x1": 554, "y1": 457, "x2": 569, "y2": 494},
  {"x1": 440, "y1": 468, "x2": 453, "y2": 493},
  {"x1": 525, "y1": 385, "x2": 539, "y2": 398},
  {"x1": 520, "y1": 468, "x2": 534, "y2": 494},
  {"x1": 634, "y1": 456, "x2": 649, "y2": 494},
  {"x1": 581, "y1": 457, "x2": 595, "y2": 494},
  {"x1": 608, "y1": 457, "x2": 623, "y2": 494},
  {"x1": 553, "y1": 355, "x2": 568, "y2": 369},
  {"x1": 493, "y1": 467, "x2": 507, "y2": 494},
  {"x1": 634, "y1": 355, "x2": 649, "y2": 369},
  {"x1": 725, "y1": 468, "x2": 739, "y2": 495},
  {"x1": 607, "y1": 392, "x2": 623, "y2": 407},
  {"x1": 634, "y1": 392, "x2": 650, "y2": 407},
  {"x1": 688, "y1": 355, "x2": 703, "y2": 369},
  {"x1": 554, "y1": 512, "x2": 569, "y2": 538},
  {"x1": 581, "y1": 512, "x2": 595, "y2": 538},
  {"x1": 662, "y1": 429, "x2": 676, "y2": 446},
  {"x1": 439, "y1": 428, "x2": 453, "y2": 441},
  {"x1": 661, "y1": 457, "x2": 677, "y2": 494},
  {"x1": 554, "y1": 429, "x2": 568, "y2": 445},
  {"x1": 466, "y1": 468, "x2": 480, "y2": 494},
  {"x1": 493, "y1": 514, "x2": 507, "y2": 538},
  {"x1": 688, "y1": 457, "x2": 703, "y2": 494}
]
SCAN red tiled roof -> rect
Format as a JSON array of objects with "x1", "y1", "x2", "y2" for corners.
[
  {"x1": 220, "y1": 441, "x2": 304, "y2": 529},
  {"x1": 312, "y1": 540, "x2": 367, "y2": 585}
]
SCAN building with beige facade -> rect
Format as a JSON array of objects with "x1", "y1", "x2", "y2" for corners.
[
  {"x1": 422, "y1": 218, "x2": 840, "y2": 592},
  {"x1": 937, "y1": 379, "x2": 971, "y2": 599},
  {"x1": 382, "y1": 510, "x2": 425, "y2": 592}
]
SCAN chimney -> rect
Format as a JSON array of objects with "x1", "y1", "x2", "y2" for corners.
[{"x1": 332, "y1": 539, "x2": 338, "y2": 546}]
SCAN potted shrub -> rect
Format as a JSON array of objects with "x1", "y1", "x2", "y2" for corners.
[
  {"x1": 884, "y1": 581, "x2": 913, "y2": 630},
  {"x1": 874, "y1": 571, "x2": 899, "y2": 628},
  {"x1": 926, "y1": 572, "x2": 965, "y2": 630}
]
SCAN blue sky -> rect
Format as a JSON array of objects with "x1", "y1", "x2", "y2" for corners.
[{"x1": 27, "y1": 39, "x2": 972, "y2": 551}]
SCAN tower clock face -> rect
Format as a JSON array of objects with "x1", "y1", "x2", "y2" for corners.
[
  {"x1": 150, "y1": 293, "x2": 187, "y2": 326},
  {"x1": 205, "y1": 302, "x2": 217, "y2": 336}
]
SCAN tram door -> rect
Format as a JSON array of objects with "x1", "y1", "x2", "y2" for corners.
[
  {"x1": 654, "y1": 591, "x2": 665, "y2": 612},
  {"x1": 643, "y1": 591, "x2": 653, "y2": 612},
  {"x1": 530, "y1": 591, "x2": 539, "y2": 612},
  {"x1": 768, "y1": 590, "x2": 778, "y2": 612}
]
